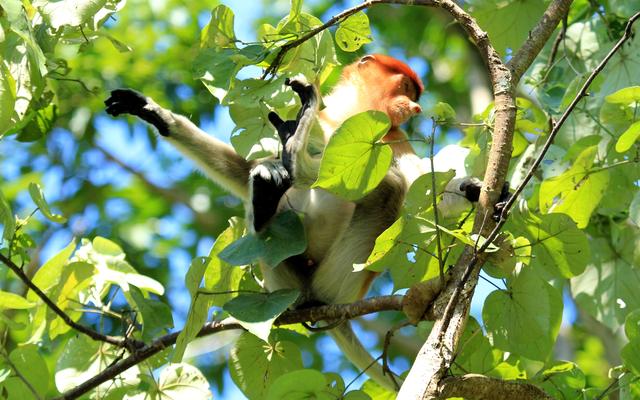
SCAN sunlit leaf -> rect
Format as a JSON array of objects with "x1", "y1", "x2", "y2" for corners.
[
  {"x1": 483, "y1": 266, "x2": 563, "y2": 361},
  {"x1": 335, "y1": 12, "x2": 372, "y2": 52},
  {"x1": 615, "y1": 121, "x2": 640, "y2": 153},
  {"x1": 229, "y1": 332, "x2": 303, "y2": 399},
  {"x1": 28, "y1": 182, "x2": 67, "y2": 223},
  {"x1": 223, "y1": 289, "x2": 299, "y2": 341},
  {"x1": 314, "y1": 111, "x2": 392, "y2": 200}
]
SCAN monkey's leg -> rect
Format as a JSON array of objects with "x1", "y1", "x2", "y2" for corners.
[
  {"x1": 105, "y1": 89, "x2": 252, "y2": 200},
  {"x1": 248, "y1": 160, "x2": 292, "y2": 232},
  {"x1": 250, "y1": 76, "x2": 321, "y2": 233}
]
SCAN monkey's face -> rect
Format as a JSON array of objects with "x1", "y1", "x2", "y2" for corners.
[{"x1": 382, "y1": 73, "x2": 422, "y2": 126}]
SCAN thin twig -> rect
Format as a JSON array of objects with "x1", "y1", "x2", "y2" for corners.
[{"x1": 429, "y1": 119, "x2": 445, "y2": 287}]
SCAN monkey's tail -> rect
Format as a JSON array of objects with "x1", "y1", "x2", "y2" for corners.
[{"x1": 329, "y1": 322, "x2": 400, "y2": 391}]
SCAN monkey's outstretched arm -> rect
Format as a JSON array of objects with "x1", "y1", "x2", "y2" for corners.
[{"x1": 105, "y1": 89, "x2": 253, "y2": 200}]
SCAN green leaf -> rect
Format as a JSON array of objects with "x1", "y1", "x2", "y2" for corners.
[
  {"x1": 630, "y1": 191, "x2": 640, "y2": 227},
  {"x1": 28, "y1": 182, "x2": 67, "y2": 223},
  {"x1": 622, "y1": 340, "x2": 640, "y2": 376},
  {"x1": 75, "y1": 237, "x2": 164, "y2": 295},
  {"x1": 267, "y1": 369, "x2": 327, "y2": 400},
  {"x1": 539, "y1": 145, "x2": 609, "y2": 228},
  {"x1": 185, "y1": 256, "x2": 208, "y2": 297},
  {"x1": 229, "y1": 332, "x2": 303, "y2": 400},
  {"x1": 219, "y1": 211, "x2": 307, "y2": 267},
  {"x1": 9, "y1": 346, "x2": 48, "y2": 398},
  {"x1": 433, "y1": 102, "x2": 456, "y2": 122},
  {"x1": 451, "y1": 317, "x2": 502, "y2": 374},
  {"x1": 314, "y1": 111, "x2": 392, "y2": 200},
  {"x1": 55, "y1": 335, "x2": 140, "y2": 395},
  {"x1": 33, "y1": 0, "x2": 119, "y2": 29},
  {"x1": 625, "y1": 310, "x2": 640, "y2": 341},
  {"x1": 572, "y1": 239, "x2": 640, "y2": 331},
  {"x1": 535, "y1": 361, "x2": 586, "y2": 399},
  {"x1": 615, "y1": 121, "x2": 640, "y2": 153},
  {"x1": 605, "y1": 86, "x2": 640, "y2": 105},
  {"x1": 204, "y1": 218, "x2": 247, "y2": 307},
  {"x1": 47, "y1": 262, "x2": 96, "y2": 339},
  {"x1": 361, "y1": 379, "x2": 395, "y2": 399},
  {"x1": 223, "y1": 289, "x2": 299, "y2": 341},
  {"x1": 482, "y1": 266, "x2": 563, "y2": 361},
  {"x1": 16, "y1": 104, "x2": 57, "y2": 142},
  {"x1": 0, "y1": 190, "x2": 15, "y2": 240},
  {"x1": 335, "y1": 11, "x2": 372, "y2": 52},
  {"x1": 0, "y1": 63, "x2": 16, "y2": 136},
  {"x1": 130, "y1": 288, "x2": 173, "y2": 342},
  {"x1": 152, "y1": 363, "x2": 212, "y2": 399},
  {"x1": 0, "y1": 291, "x2": 35, "y2": 309},
  {"x1": 201, "y1": 5, "x2": 236, "y2": 49},
  {"x1": 173, "y1": 257, "x2": 211, "y2": 362},
  {"x1": 471, "y1": 0, "x2": 547, "y2": 57},
  {"x1": 509, "y1": 211, "x2": 589, "y2": 279},
  {"x1": 403, "y1": 170, "x2": 455, "y2": 215}
]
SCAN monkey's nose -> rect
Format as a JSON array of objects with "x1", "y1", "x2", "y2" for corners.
[{"x1": 411, "y1": 103, "x2": 422, "y2": 115}]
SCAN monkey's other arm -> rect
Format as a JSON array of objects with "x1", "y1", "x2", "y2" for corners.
[{"x1": 105, "y1": 89, "x2": 252, "y2": 201}]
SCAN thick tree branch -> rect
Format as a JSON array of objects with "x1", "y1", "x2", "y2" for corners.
[
  {"x1": 403, "y1": 8, "x2": 640, "y2": 400},
  {"x1": 53, "y1": 295, "x2": 404, "y2": 399},
  {"x1": 439, "y1": 374, "x2": 554, "y2": 400},
  {"x1": 508, "y1": 0, "x2": 573, "y2": 82},
  {"x1": 0, "y1": 253, "x2": 140, "y2": 349}
]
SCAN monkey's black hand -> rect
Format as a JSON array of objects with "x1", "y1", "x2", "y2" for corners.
[
  {"x1": 493, "y1": 182, "x2": 512, "y2": 222},
  {"x1": 459, "y1": 177, "x2": 482, "y2": 202},
  {"x1": 268, "y1": 112, "x2": 297, "y2": 145},
  {"x1": 458, "y1": 178, "x2": 511, "y2": 221},
  {"x1": 285, "y1": 77, "x2": 316, "y2": 116},
  {"x1": 105, "y1": 89, "x2": 170, "y2": 136}
]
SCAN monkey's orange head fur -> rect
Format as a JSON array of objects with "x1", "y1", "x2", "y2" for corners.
[{"x1": 370, "y1": 54, "x2": 424, "y2": 97}]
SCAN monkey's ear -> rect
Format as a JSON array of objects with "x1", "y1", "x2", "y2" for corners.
[{"x1": 359, "y1": 55, "x2": 376, "y2": 65}]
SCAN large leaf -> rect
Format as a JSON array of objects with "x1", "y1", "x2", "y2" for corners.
[
  {"x1": 0, "y1": 291, "x2": 35, "y2": 309},
  {"x1": 204, "y1": 218, "x2": 248, "y2": 307},
  {"x1": 615, "y1": 121, "x2": 640, "y2": 153},
  {"x1": 150, "y1": 363, "x2": 212, "y2": 399},
  {"x1": 470, "y1": 0, "x2": 547, "y2": 57},
  {"x1": 534, "y1": 361, "x2": 586, "y2": 399},
  {"x1": 201, "y1": 4, "x2": 237, "y2": 49},
  {"x1": 223, "y1": 289, "x2": 299, "y2": 341},
  {"x1": 572, "y1": 239, "x2": 640, "y2": 331},
  {"x1": 539, "y1": 145, "x2": 609, "y2": 228},
  {"x1": 229, "y1": 332, "x2": 303, "y2": 400},
  {"x1": 314, "y1": 111, "x2": 392, "y2": 200},
  {"x1": 55, "y1": 335, "x2": 139, "y2": 395},
  {"x1": 335, "y1": 11, "x2": 372, "y2": 52},
  {"x1": 219, "y1": 210, "x2": 306, "y2": 267},
  {"x1": 482, "y1": 266, "x2": 563, "y2": 361},
  {"x1": 173, "y1": 257, "x2": 210, "y2": 362},
  {"x1": 8, "y1": 346, "x2": 49, "y2": 398},
  {"x1": 509, "y1": 209, "x2": 589, "y2": 279}
]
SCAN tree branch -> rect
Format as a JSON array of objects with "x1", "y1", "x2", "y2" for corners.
[
  {"x1": 0, "y1": 253, "x2": 140, "y2": 349},
  {"x1": 508, "y1": 0, "x2": 573, "y2": 82},
  {"x1": 53, "y1": 295, "x2": 404, "y2": 399},
  {"x1": 403, "y1": 8, "x2": 640, "y2": 400},
  {"x1": 439, "y1": 374, "x2": 554, "y2": 400}
]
